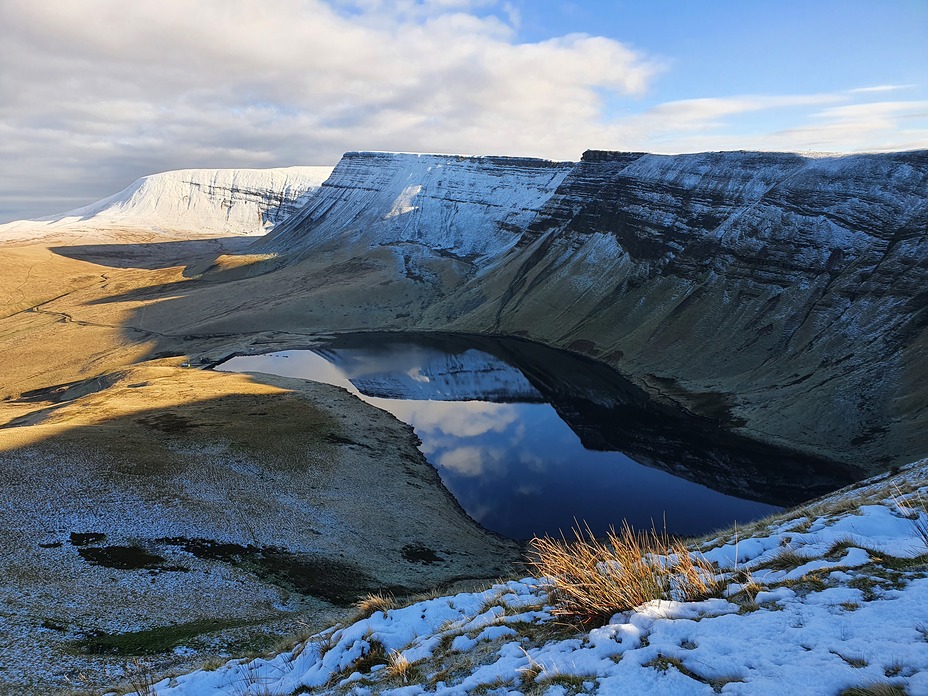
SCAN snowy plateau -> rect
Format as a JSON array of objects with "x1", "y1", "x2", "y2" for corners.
[{"x1": 0, "y1": 166, "x2": 333, "y2": 239}]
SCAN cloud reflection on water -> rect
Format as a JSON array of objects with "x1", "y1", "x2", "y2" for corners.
[{"x1": 382, "y1": 400, "x2": 520, "y2": 439}]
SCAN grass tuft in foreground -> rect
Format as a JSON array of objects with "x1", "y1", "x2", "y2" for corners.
[
  {"x1": 384, "y1": 649, "x2": 419, "y2": 684},
  {"x1": 529, "y1": 522, "x2": 722, "y2": 625},
  {"x1": 352, "y1": 591, "x2": 396, "y2": 620},
  {"x1": 124, "y1": 658, "x2": 156, "y2": 696}
]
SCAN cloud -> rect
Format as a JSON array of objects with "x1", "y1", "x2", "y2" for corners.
[
  {"x1": 766, "y1": 100, "x2": 928, "y2": 153},
  {"x1": 1, "y1": 0, "x2": 925, "y2": 221},
  {"x1": 813, "y1": 100, "x2": 928, "y2": 123},
  {"x1": 0, "y1": 0, "x2": 660, "y2": 220},
  {"x1": 608, "y1": 92, "x2": 928, "y2": 155},
  {"x1": 629, "y1": 93, "x2": 845, "y2": 136},
  {"x1": 847, "y1": 85, "x2": 915, "y2": 94}
]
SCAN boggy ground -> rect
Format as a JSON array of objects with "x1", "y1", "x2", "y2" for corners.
[{"x1": 0, "y1": 231, "x2": 519, "y2": 695}]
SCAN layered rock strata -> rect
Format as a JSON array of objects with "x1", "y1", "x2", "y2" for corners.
[{"x1": 251, "y1": 150, "x2": 928, "y2": 470}]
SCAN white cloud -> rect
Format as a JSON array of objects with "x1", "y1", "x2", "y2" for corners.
[
  {"x1": 0, "y1": 0, "x2": 925, "y2": 221},
  {"x1": 628, "y1": 94, "x2": 845, "y2": 135},
  {"x1": 847, "y1": 84, "x2": 915, "y2": 94},
  {"x1": 765, "y1": 100, "x2": 928, "y2": 153},
  {"x1": 604, "y1": 92, "x2": 928, "y2": 155},
  {"x1": 812, "y1": 100, "x2": 928, "y2": 123},
  {"x1": 0, "y1": 0, "x2": 660, "y2": 220}
]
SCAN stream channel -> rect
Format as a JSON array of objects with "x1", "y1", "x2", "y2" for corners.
[{"x1": 217, "y1": 333, "x2": 858, "y2": 540}]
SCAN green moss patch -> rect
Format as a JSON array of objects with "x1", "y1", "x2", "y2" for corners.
[
  {"x1": 75, "y1": 618, "x2": 255, "y2": 655},
  {"x1": 77, "y1": 545, "x2": 171, "y2": 570},
  {"x1": 157, "y1": 536, "x2": 400, "y2": 605}
]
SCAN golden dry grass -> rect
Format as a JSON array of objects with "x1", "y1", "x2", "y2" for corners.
[
  {"x1": 384, "y1": 650, "x2": 418, "y2": 684},
  {"x1": 839, "y1": 684, "x2": 908, "y2": 696},
  {"x1": 528, "y1": 522, "x2": 722, "y2": 624},
  {"x1": 353, "y1": 591, "x2": 397, "y2": 619}
]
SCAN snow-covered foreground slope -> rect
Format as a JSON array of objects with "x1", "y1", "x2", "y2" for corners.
[
  {"x1": 130, "y1": 459, "x2": 928, "y2": 695},
  {"x1": 0, "y1": 166, "x2": 333, "y2": 240}
]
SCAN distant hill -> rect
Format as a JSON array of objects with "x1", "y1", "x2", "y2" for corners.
[{"x1": 0, "y1": 166, "x2": 333, "y2": 239}]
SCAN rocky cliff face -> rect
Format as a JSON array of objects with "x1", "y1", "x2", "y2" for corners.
[
  {"x1": 0, "y1": 166, "x2": 333, "y2": 238},
  {"x1": 245, "y1": 149, "x2": 928, "y2": 471},
  {"x1": 259, "y1": 152, "x2": 574, "y2": 273}
]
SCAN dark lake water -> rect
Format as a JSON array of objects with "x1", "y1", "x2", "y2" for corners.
[{"x1": 217, "y1": 333, "x2": 857, "y2": 540}]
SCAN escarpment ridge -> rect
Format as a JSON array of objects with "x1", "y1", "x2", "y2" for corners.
[
  {"x1": 246, "y1": 149, "x2": 928, "y2": 470},
  {"x1": 2, "y1": 150, "x2": 926, "y2": 694}
]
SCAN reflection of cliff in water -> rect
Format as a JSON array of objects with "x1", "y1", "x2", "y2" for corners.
[{"x1": 317, "y1": 332, "x2": 861, "y2": 507}]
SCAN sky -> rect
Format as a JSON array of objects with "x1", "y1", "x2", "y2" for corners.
[{"x1": 1, "y1": 0, "x2": 926, "y2": 222}]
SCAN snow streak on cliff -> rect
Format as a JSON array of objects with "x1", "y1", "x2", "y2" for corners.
[{"x1": 259, "y1": 152, "x2": 574, "y2": 267}]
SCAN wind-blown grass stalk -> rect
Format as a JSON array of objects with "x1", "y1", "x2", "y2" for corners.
[
  {"x1": 892, "y1": 486, "x2": 928, "y2": 550},
  {"x1": 529, "y1": 521, "x2": 721, "y2": 624}
]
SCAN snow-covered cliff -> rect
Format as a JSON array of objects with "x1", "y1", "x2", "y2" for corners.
[
  {"x1": 0, "y1": 166, "x2": 333, "y2": 238},
  {"x1": 462, "y1": 149, "x2": 928, "y2": 469},
  {"x1": 49, "y1": 149, "x2": 924, "y2": 469},
  {"x1": 258, "y1": 152, "x2": 573, "y2": 267}
]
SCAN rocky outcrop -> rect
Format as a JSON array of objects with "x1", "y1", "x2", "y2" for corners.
[{"x1": 246, "y1": 149, "x2": 928, "y2": 471}]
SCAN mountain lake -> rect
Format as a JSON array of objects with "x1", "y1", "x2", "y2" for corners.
[{"x1": 216, "y1": 333, "x2": 860, "y2": 540}]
